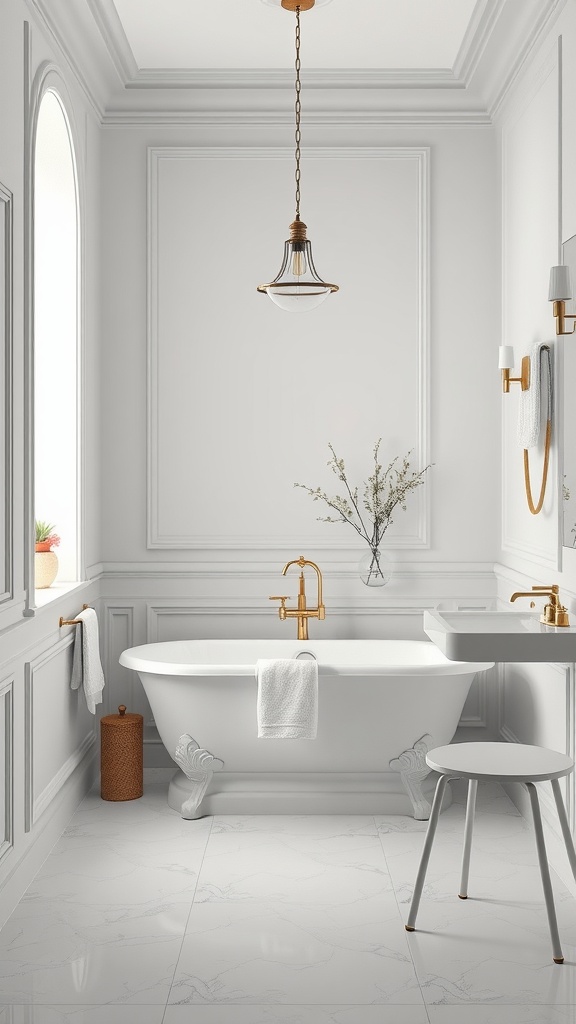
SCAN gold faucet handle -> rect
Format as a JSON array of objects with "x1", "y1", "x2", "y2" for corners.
[
  {"x1": 532, "y1": 585, "x2": 559, "y2": 595},
  {"x1": 269, "y1": 596, "x2": 289, "y2": 620},
  {"x1": 555, "y1": 605, "x2": 570, "y2": 627}
]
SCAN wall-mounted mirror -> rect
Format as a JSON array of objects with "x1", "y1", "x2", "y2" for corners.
[{"x1": 562, "y1": 234, "x2": 576, "y2": 549}]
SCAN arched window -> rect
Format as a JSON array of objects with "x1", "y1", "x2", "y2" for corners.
[{"x1": 34, "y1": 89, "x2": 80, "y2": 586}]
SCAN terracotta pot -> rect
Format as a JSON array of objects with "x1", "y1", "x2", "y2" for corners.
[
  {"x1": 35, "y1": 551, "x2": 58, "y2": 588},
  {"x1": 35, "y1": 541, "x2": 52, "y2": 553}
]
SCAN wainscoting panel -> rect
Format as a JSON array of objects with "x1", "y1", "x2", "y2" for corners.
[
  {"x1": 103, "y1": 604, "x2": 136, "y2": 715},
  {"x1": 25, "y1": 636, "x2": 95, "y2": 831},
  {"x1": 0, "y1": 676, "x2": 13, "y2": 866}
]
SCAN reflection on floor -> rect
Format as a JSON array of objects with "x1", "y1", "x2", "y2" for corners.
[{"x1": 0, "y1": 780, "x2": 575, "y2": 1023}]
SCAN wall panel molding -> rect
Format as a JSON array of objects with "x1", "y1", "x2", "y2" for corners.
[
  {"x1": 25, "y1": 635, "x2": 94, "y2": 832},
  {"x1": 147, "y1": 146, "x2": 429, "y2": 551},
  {"x1": 0, "y1": 182, "x2": 13, "y2": 618},
  {"x1": 103, "y1": 604, "x2": 135, "y2": 715},
  {"x1": 459, "y1": 666, "x2": 491, "y2": 728},
  {"x1": 32, "y1": 732, "x2": 95, "y2": 824},
  {"x1": 0, "y1": 677, "x2": 14, "y2": 867}
]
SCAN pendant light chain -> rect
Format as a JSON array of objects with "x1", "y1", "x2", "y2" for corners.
[{"x1": 294, "y1": 5, "x2": 302, "y2": 219}]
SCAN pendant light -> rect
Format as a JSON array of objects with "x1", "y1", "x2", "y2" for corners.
[{"x1": 257, "y1": 0, "x2": 339, "y2": 312}]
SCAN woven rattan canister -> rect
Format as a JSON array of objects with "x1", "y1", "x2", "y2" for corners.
[{"x1": 100, "y1": 705, "x2": 143, "y2": 801}]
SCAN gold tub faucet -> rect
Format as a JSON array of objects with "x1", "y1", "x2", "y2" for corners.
[
  {"x1": 510, "y1": 584, "x2": 570, "y2": 627},
  {"x1": 270, "y1": 555, "x2": 326, "y2": 640}
]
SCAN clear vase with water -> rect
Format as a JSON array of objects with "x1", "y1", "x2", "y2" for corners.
[{"x1": 358, "y1": 545, "x2": 392, "y2": 587}]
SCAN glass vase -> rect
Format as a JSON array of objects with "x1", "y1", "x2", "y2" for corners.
[{"x1": 358, "y1": 547, "x2": 392, "y2": 587}]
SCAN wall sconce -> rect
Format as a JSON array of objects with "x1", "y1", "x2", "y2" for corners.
[
  {"x1": 549, "y1": 265, "x2": 575, "y2": 334},
  {"x1": 498, "y1": 345, "x2": 530, "y2": 393}
]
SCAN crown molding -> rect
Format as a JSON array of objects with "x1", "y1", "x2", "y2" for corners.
[
  {"x1": 24, "y1": 0, "x2": 570, "y2": 128},
  {"x1": 101, "y1": 107, "x2": 493, "y2": 128},
  {"x1": 453, "y1": 0, "x2": 503, "y2": 84},
  {"x1": 24, "y1": 0, "x2": 105, "y2": 118},
  {"x1": 488, "y1": 0, "x2": 567, "y2": 118},
  {"x1": 84, "y1": 0, "x2": 138, "y2": 82},
  {"x1": 123, "y1": 67, "x2": 462, "y2": 91}
]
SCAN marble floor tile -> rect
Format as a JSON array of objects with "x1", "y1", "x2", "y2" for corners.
[
  {"x1": 2, "y1": 780, "x2": 576, "y2": 1015},
  {"x1": 169, "y1": 898, "x2": 423, "y2": 1005},
  {"x1": 381, "y1": 829, "x2": 550, "y2": 905},
  {"x1": 0, "y1": 897, "x2": 189, "y2": 1005},
  {"x1": 427, "y1": 1006, "x2": 576, "y2": 1023},
  {"x1": 163, "y1": 1006, "x2": 431, "y2": 1023},
  {"x1": 211, "y1": 815, "x2": 378, "y2": 836},
  {"x1": 63, "y1": 787, "x2": 212, "y2": 846},
  {"x1": 402, "y1": 898, "x2": 576, "y2": 1004},
  {"x1": 195, "y1": 832, "x2": 392, "y2": 905},
  {"x1": 0, "y1": 1009, "x2": 165, "y2": 1024}
]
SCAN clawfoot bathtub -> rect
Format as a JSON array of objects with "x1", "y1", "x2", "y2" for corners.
[{"x1": 119, "y1": 639, "x2": 492, "y2": 820}]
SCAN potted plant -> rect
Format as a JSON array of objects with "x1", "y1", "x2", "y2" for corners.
[{"x1": 34, "y1": 520, "x2": 61, "y2": 588}]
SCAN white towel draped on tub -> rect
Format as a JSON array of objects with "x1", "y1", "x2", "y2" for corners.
[
  {"x1": 70, "y1": 607, "x2": 105, "y2": 714},
  {"x1": 256, "y1": 658, "x2": 318, "y2": 739}
]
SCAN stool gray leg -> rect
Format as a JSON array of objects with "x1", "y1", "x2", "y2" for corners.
[
  {"x1": 459, "y1": 778, "x2": 477, "y2": 899},
  {"x1": 551, "y1": 778, "x2": 576, "y2": 883},
  {"x1": 406, "y1": 773, "x2": 449, "y2": 932},
  {"x1": 525, "y1": 782, "x2": 564, "y2": 964}
]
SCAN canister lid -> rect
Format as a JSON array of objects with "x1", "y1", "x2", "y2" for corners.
[{"x1": 101, "y1": 704, "x2": 143, "y2": 726}]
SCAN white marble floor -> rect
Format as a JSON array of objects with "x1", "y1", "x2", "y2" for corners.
[{"x1": 0, "y1": 780, "x2": 576, "y2": 1023}]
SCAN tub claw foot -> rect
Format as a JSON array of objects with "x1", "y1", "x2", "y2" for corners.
[
  {"x1": 174, "y1": 734, "x2": 224, "y2": 819},
  {"x1": 389, "y1": 734, "x2": 434, "y2": 820}
]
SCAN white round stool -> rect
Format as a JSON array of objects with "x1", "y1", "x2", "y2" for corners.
[{"x1": 405, "y1": 742, "x2": 576, "y2": 964}]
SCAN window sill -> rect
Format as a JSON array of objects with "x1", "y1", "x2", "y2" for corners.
[{"x1": 34, "y1": 580, "x2": 85, "y2": 608}]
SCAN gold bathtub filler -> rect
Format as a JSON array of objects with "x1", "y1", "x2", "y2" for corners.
[
  {"x1": 270, "y1": 555, "x2": 325, "y2": 640},
  {"x1": 510, "y1": 584, "x2": 570, "y2": 627}
]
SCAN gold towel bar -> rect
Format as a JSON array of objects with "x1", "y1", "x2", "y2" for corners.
[{"x1": 59, "y1": 604, "x2": 91, "y2": 628}]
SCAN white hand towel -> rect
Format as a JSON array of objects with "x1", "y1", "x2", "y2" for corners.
[
  {"x1": 517, "y1": 343, "x2": 553, "y2": 449},
  {"x1": 70, "y1": 608, "x2": 105, "y2": 715},
  {"x1": 256, "y1": 658, "x2": 318, "y2": 739}
]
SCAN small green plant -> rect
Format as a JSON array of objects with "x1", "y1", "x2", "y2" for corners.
[{"x1": 35, "y1": 520, "x2": 60, "y2": 548}]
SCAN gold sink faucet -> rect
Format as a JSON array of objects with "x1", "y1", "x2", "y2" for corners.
[
  {"x1": 270, "y1": 555, "x2": 326, "y2": 640},
  {"x1": 510, "y1": 584, "x2": 570, "y2": 627}
]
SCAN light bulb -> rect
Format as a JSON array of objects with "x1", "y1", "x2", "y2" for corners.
[{"x1": 291, "y1": 249, "x2": 307, "y2": 276}]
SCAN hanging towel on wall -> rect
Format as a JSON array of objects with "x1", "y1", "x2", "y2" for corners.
[
  {"x1": 256, "y1": 658, "x2": 318, "y2": 739},
  {"x1": 517, "y1": 343, "x2": 553, "y2": 449},
  {"x1": 71, "y1": 607, "x2": 105, "y2": 714}
]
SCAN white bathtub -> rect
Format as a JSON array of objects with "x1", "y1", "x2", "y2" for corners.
[{"x1": 119, "y1": 639, "x2": 492, "y2": 820}]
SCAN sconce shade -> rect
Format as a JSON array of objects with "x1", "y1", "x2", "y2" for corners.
[
  {"x1": 549, "y1": 265, "x2": 573, "y2": 301},
  {"x1": 498, "y1": 345, "x2": 515, "y2": 369}
]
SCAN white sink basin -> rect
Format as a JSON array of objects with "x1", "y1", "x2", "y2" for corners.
[{"x1": 423, "y1": 610, "x2": 576, "y2": 663}]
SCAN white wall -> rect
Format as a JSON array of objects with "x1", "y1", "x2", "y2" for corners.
[
  {"x1": 0, "y1": 0, "x2": 101, "y2": 925},
  {"x1": 98, "y1": 120, "x2": 501, "y2": 757},
  {"x1": 497, "y1": 2, "x2": 576, "y2": 891}
]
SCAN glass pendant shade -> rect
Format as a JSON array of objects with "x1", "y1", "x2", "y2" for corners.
[
  {"x1": 258, "y1": 219, "x2": 338, "y2": 312},
  {"x1": 256, "y1": 3, "x2": 338, "y2": 310}
]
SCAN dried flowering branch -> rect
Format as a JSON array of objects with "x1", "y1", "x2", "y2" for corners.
[{"x1": 295, "y1": 440, "x2": 431, "y2": 556}]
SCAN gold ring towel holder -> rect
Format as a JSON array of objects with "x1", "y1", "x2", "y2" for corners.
[
  {"x1": 520, "y1": 345, "x2": 552, "y2": 516},
  {"x1": 524, "y1": 419, "x2": 552, "y2": 515}
]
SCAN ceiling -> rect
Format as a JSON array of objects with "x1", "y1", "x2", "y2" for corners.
[{"x1": 110, "y1": 0, "x2": 480, "y2": 71}]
